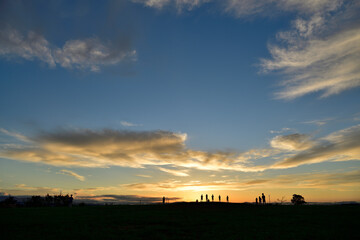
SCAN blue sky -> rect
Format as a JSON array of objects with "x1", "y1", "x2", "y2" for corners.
[{"x1": 0, "y1": 0, "x2": 359, "y2": 203}]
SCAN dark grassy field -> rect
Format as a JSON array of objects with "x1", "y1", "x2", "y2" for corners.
[{"x1": 1, "y1": 203, "x2": 359, "y2": 239}]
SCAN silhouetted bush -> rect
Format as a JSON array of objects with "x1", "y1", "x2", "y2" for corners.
[{"x1": 291, "y1": 194, "x2": 306, "y2": 205}]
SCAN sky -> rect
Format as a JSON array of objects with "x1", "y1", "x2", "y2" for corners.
[{"x1": 0, "y1": 0, "x2": 359, "y2": 204}]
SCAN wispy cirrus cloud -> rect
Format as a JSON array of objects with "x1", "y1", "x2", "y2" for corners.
[
  {"x1": 133, "y1": 0, "x2": 342, "y2": 16},
  {"x1": 223, "y1": 0, "x2": 342, "y2": 18},
  {"x1": 0, "y1": 128, "x2": 31, "y2": 143},
  {"x1": 0, "y1": 26, "x2": 136, "y2": 72},
  {"x1": 133, "y1": 0, "x2": 359, "y2": 99},
  {"x1": 261, "y1": 1, "x2": 360, "y2": 99},
  {"x1": 262, "y1": 26, "x2": 360, "y2": 99},
  {"x1": 57, "y1": 169, "x2": 85, "y2": 181}
]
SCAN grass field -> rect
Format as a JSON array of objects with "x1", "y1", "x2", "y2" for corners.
[{"x1": 1, "y1": 203, "x2": 359, "y2": 239}]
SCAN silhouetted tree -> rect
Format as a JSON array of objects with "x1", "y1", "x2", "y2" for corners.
[
  {"x1": 26, "y1": 195, "x2": 45, "y2": 207},
  {"x1": 291, "y1": 194, "x2": 306, "y2": 205},
  {"x1": 62, "y1": 194, "x2": 72, "y2": 206},
  {"x1": 0, "y1": 195, "x2": 17, "y2": 207},
  {"x1": 54, "y1": 194, "x2": 62, "y2": 206},
  {"x1": 45, "y1": 194, "x2": 54, "y2": 206}
]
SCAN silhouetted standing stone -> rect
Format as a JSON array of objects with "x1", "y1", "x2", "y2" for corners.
[
  {"x1": 69, "y1": 194, "x2": 73, "y2": 207},
  {"x1": 262, "y1": 193, "x2": 266, "y2": 204}
]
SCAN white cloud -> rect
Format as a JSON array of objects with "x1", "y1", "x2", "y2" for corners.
[
  {"x1": 136, "y1": 174, "x2": 152, "y2": 178},
  {"x1": 270, "y1": 128, "x2": 293, "y2": 134},
  {"x1": 58, "y1": 169, "x2": 85, "y2": 181},
  {"x1": 0, "y1": 26, "x2": 136, "y2": 72},
  {"x1": 132, "y1": 0, "x2": 210, "y2": 11},
  {"x1": 270, "y1": 133, "x2": 314, "y2": 151},
  {"x1": 120, "y1": 121, "x2": 142, "y2": 127},
  {"x1": 54, "y1": 39, "x2": 136, "y2": 72},
  {"x1": 158, "y1": 167, "x2": 189, "y2": 176},
  {"x1": 132, "y1": 0, "x2": 170, "y2": 9},
  {"x1": 0, "y1": 27, "x2": 55, "y2": 66}
]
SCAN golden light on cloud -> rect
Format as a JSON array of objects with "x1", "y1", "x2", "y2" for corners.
[
  {"x1": 57, "y1": 169, "x2": 85, "y2": 181},
  {"x1": 0, "y1": 125, "x2": 360, "y2": 173}
]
